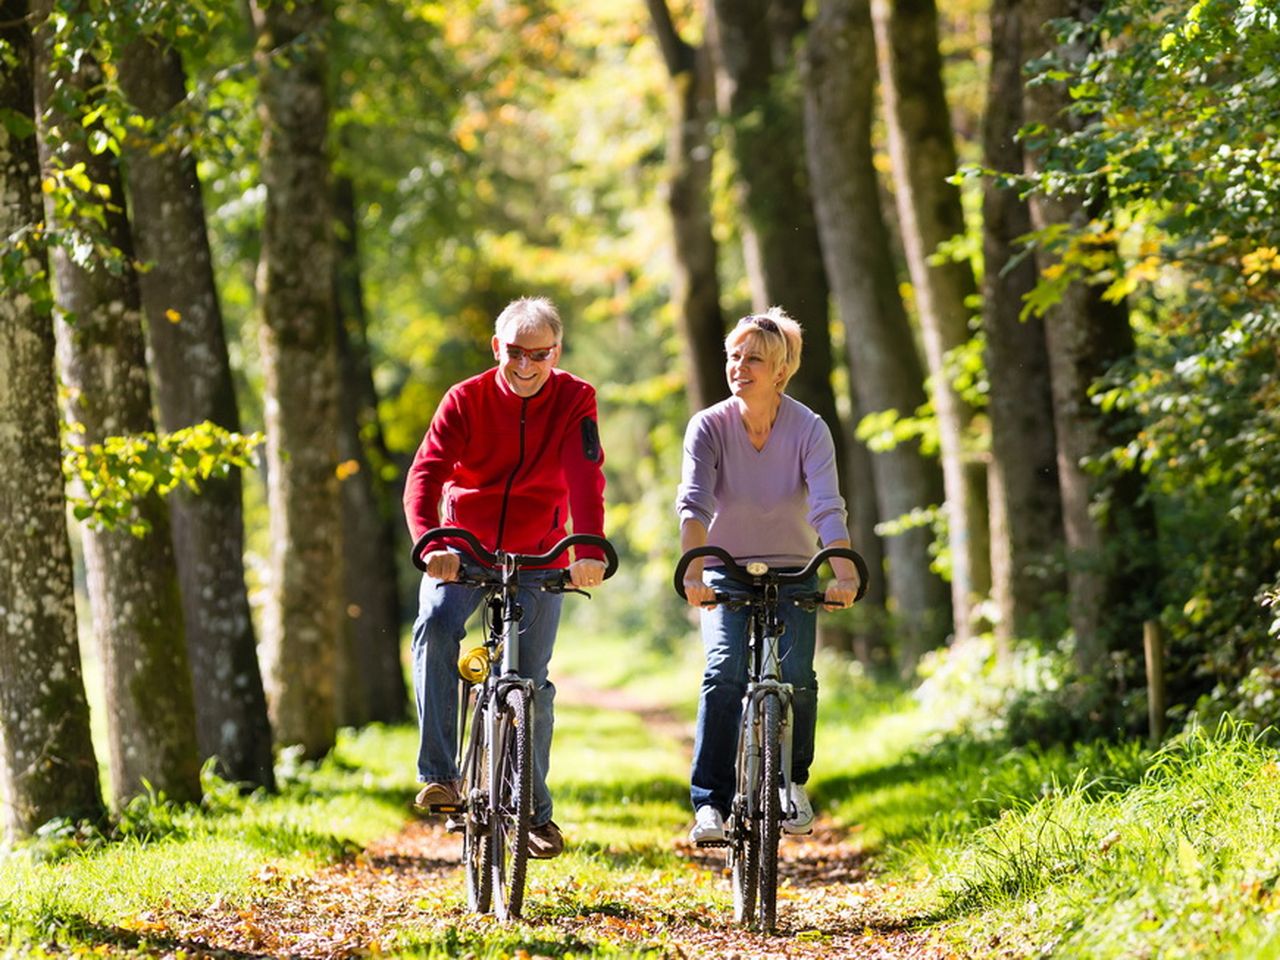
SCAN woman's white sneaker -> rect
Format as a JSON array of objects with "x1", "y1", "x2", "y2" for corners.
[
  {"x1": 689, "y1": 805, "x2": 726, "y2": 844},
  {"x1": 782, "y1": 783, "x2": 814, "y2": 835}
]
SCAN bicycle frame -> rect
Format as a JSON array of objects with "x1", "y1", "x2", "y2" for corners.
[
  {"x1": 413, "y1": 526, "x2": 618, "y2": 921},
  {"x1": 736, "y1": 580, "x2": 795, "y2": 832},
  {"x1": 674, "y1": 543, "x2": 868, "y2": 933}
]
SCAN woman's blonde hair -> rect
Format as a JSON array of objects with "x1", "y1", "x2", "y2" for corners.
[{"x1": 725, "y1": 306, "x2": 803, "y2": 391}]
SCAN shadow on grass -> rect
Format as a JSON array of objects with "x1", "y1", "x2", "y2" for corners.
[
  {"x1": 554, "y1": 777, "x2": 688, "y2": 808},
  {"x1": 17, "y1": 915, "x2": 265, "y2": 959}
]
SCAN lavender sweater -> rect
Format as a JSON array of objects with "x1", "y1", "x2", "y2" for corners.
[{"x1": 676, "y1": 395, "x2": 850, "y2": 567}]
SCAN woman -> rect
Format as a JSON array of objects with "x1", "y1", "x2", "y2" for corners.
[{"x1": 676, "y1": 308, "x2": 861, "y2": 843}]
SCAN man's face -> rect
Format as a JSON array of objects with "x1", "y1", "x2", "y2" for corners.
[{"x1": 492, "y1": 327, "x2": 560, "y2": 397}]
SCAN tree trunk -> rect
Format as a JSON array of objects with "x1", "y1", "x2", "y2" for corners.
[
  {"x1": 0, "y1": 0, "x2": 105, "y2": 838},
  {"x1": 871, "y1": 0, "x2": 991, "y2": 643},
  {"x1": 1021, "y1": 0, "x2": 1158, "y2": 670},
  {"x1": 645, "y1": 0, "x2": 727, "y2": 412},
  {"x1": 251, "y1": 0, "x2": 343, "y2": 758},
  {"x1": 802, "y1": 0, "x2": 952, "y2": 667},
  {"x1": 981, "y1": 0, "x2": 1064, "y2": 646},
  {"x1": 32, "y1": 0, "x2": 201, "y2": 806},
  {"x1": 117, "y1": 33, "x2": 276, "y2": 789},
  {"x1": 708, "y1": 0, "x2": 847, "y2": 479},
  {"x1": 333, "y1": 173, "x2": 407, "y2": 726}
]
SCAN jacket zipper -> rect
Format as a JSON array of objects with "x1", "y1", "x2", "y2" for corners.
[{"x1": 493, "y1": 396, "x2": 528, "y2": 551}]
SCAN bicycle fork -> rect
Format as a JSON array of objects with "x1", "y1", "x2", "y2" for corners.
[{"x1": 739, "y1": 681, "x2": 794, "y2": 821}]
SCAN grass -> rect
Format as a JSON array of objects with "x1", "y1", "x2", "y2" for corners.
[{"x1": 8, "y1": 621, "x2": 1280, "y2": 958}]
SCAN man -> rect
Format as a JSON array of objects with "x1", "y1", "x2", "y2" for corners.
[{"x1": 403, "y1": 296, "x2": 608, "y2": 859}]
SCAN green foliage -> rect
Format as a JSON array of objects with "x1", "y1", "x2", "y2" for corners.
[
  {"x1": 974, "y1": 0, "x2": 1280, "y2": 721},
  {"x1": 62, "y1": 421, "x2": 263, "y2": 534}
]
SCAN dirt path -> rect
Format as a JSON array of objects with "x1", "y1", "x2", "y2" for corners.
[{"x1": 147, "y1": 685, "x2": 952, "y2": 959}]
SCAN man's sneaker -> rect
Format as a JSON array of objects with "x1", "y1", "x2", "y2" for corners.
[
  {"x1": 413, "y1": 781, "x2": 461, "y2": 813},
  {"x1": 781, "y1": 782, "x2": 815, "y2": 835},
  {"x1": 689, "y1": 805, "x2": 726, "y2": 845},
  {"x1": 528, "y1": 819, "x2": 564, "y2": 859}
]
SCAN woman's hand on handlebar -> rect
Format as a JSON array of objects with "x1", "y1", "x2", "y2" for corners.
[
  {"x1": 424, "y1": 550, "x2": 461, "y2": 582},
  {"x1": 823, "y1": 575, "x2": 860, "y2": 610},
  {"x1": 568, "y1": 558, "x2": 607, "y2": 589}
]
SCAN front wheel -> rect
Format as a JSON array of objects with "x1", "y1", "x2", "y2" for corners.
[
  {"x1": 757, "y1": 694, "x2": 782, "y2": 933},
  {"x1": 491, "y1": 685, "x2": 532, "y2": 920}
]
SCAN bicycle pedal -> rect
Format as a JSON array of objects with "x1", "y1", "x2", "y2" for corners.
[
  {"x1": 694, "y1": 839, "x2": 730, "y2": 848},
  {"x1": 429, "y1": 802, "x2": 465, "y2": 815}
]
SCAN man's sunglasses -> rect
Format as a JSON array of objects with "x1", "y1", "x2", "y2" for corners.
[{"x1": 503, "y1": 343, "x2": 558, "y2": 363}]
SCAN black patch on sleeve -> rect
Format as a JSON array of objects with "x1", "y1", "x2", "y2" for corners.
[{"x1": 580, "y1": 417, "x2": 601, "y2": 463}]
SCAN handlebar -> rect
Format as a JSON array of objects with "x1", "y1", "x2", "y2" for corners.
[
  {"x1": 411, "y1": 526, "x2": 620, "y2": 583},
  {"x1": 672, "y1": 544, "x2": 869, "y2": 604}
]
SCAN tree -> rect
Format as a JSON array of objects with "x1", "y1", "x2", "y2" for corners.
[
  {"x1": 1020, "y1": 0, "x2": 1158, "y2": 672},
  {"x1": 645, "y1": 0, "x2": 727, "y2": 413},
  {"x1": 0, "y1": 0, "x2": 104, "y2": 837},
  {"x1": 980, "y1": 0, "x2": 1064, "y2": 644},
  {"x1": 117, "y1": 26, "x2": 276, "y2": 788},
  {"x1": 707, "y1": 0, "x2": 846, "y2": 464},
  {"x1": 802, "y1": 0, "x2": 951, "y2": 665},
  {"x1": 250, "y1": 0, "x2": 344, "y2": 758},
  {"x1": 332, "y1": 170, "x2": 407, "y2": 726},
  {"x1": 871, "y1": 0, "x2": 991, "y2": 642},
  {"x1": 32, "y1": 0, "x2": 201, "y2": 806}
]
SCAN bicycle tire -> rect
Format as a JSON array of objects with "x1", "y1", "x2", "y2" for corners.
[
  {"x1": 491, "y1": 686, "x2": 532, "y2": 920},
  {"x1": 732, "y1": 702, "x2": 760, "y2": 924},
  {"x1": 758, "y1": 694, "x2": 782, "y2": 933},
  {"x1": 462, "y1": 698, "x2": 493, "y2": 913}
]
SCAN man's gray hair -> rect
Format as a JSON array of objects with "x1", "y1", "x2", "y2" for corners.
[{"x1": 494, "y1": 297, "x2": 563, "y2": 343}]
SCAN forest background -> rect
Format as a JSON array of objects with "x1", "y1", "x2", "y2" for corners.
[{"x1": 2, "y1": 0, "x2": 1279, "y2": 921}]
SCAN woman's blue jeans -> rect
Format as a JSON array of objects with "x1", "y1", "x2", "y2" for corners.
[
  {"x1": 412, "y1": 560, "x2": 564, "y2": 826},
  {"x1": 690, "y1": 568, "x2": 819, "y2": 816}
]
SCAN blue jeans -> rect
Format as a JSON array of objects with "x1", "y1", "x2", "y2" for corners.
[
  {"x1": 412, "y1": 559, "x2": 564, "y2": 825},
  {"x1": 690, "y1": 569, "x2": 819, "y2": 816}
]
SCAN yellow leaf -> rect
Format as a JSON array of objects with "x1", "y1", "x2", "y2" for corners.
[{"x1": 165, "y1": 308, "x2": 182, "y2": 323}]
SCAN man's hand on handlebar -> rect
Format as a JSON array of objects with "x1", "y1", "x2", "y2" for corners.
[
  {"x1": 424, "y1": 549, "x2": 461, "y2": 582},
  {"x1": 568, "y1": 558, "x2": 607, "y2": 589}
]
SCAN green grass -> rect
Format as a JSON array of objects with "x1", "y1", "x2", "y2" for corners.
[
  {"x1": 0, "y1": 724, "x2": 417, "y2": 949},
  {"x1": 9, "y1": 624, "x2": 1280, "y2": 958}
]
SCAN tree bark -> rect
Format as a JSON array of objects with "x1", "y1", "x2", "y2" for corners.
[
  {"x1": 981, "y1": 0, "x2": 1064, "y2": 646},
  {"x1": 707, "y1": 0, "x2": 846, "y2": 477},
  {"x1": 1021, "y1": 0, "x2": 1158, "y2": 669},
  {"x1": 802, "y1": 0, "x2": 951, "y2": 667},
  {"x1": 0, "y1": 0, "x2": 105, "y2": 838},
  {"x1": 871, "y1": 0, "x2": 991, "y2": 643},
  {"x1": 250, "y1": 0, "x2": 343, "y2": 758},
  {"x1": 645, "y1": 0, "x2": 727, "y2": 412},
  {"x1": 117, "y1": 33, "x2": 276, "y2": 789},
  {"x1": 32, "y1": 0, "x2": 201, "y2": 806},
  {"x1": 332, "y1": 173, "x2": 407, "y2": 726}
]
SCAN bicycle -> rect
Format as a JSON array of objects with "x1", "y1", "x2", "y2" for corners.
[
  {"x1": 674, "y1": 544, "x2": 868, "y2": 933},
  {"x1": 412, "y1": 526, "x2": 619, "y2": 920}
]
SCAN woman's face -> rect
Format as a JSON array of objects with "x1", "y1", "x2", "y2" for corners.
[{"x1": 725, "y1": 332, "x2": 782, "y2": 401}]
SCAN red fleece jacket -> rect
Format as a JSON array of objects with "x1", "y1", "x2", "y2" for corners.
[{"x1": 403, "y1": 367, "x2": 606, "y2": 567}]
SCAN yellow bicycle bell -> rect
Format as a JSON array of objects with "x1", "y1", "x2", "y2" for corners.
[{"x1": 457, "y1": 645, "x2": 491, "y2": 684}]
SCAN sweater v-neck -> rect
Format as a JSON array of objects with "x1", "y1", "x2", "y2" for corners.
[{"x1": 739, "y1": 396, "x2": 786, "y2": 454}]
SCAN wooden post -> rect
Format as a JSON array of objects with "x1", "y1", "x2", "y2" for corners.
[{"x1": 1143, "y1": 620, "x2": 1166, "y2": 744}]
